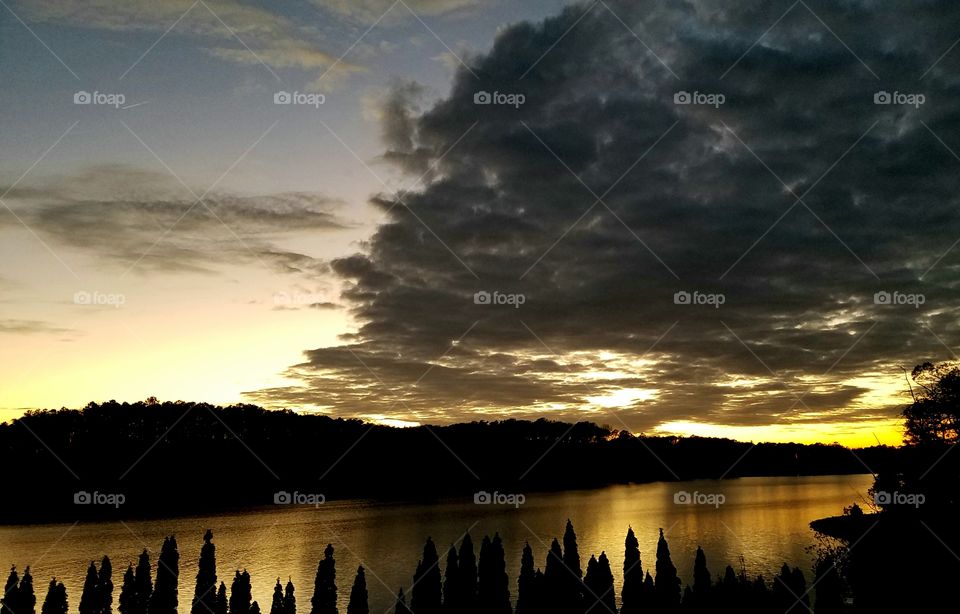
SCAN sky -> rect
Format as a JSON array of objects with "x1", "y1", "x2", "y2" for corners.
[{"x1": 3, "y1": 0, "x2": 960, "y2": 447}]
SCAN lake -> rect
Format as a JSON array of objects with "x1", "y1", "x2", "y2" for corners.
[{"x1": 0, "y1": 474, "x2": 871, "y2": 613}]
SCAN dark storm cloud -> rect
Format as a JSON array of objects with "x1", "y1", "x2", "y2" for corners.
[
  {"x1": 2, "y1": 166, "x2": 350, "y2": 276},
  {"x1": 250, "y1": 0, "x2": 960, "y2": 432}
]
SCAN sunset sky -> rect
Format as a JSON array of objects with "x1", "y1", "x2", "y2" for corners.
[{"x1": 3, "y1": 0, "x2": 960, "y2": 446}]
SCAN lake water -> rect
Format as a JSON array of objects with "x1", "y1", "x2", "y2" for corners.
[{"x1": 0, "y1": 474, "x2": 871, "y2": 613}]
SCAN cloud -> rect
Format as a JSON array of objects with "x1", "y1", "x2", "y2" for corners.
[
  {"x1": 18, "y1": 0, "x2": 363, "y2": 84},
  {"x1": 0, "y1": 320, "x2": 74, "y2": 335},
  {"x1": 2, "y1": 165, "x2": 350, "y2": 276},
  {"x1": 248, "y1": 0, "x2": 960, "y2": 435},
  {"x1": 316, "y1": 0, "x2": 482, "y2": 21}
]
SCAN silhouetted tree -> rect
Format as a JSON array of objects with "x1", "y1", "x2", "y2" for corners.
[
  {"x1": 229, "y1": 571, "x2": 252, "y2": 614},
  {"x1": 79, "y1": 563, "x2": 99, "y2": 614},
  {"x1": 641, "y1": 572, "x2": 654, "y2": 611},
  {"x1": 270, "y1": 580, "x2": 284, "y2": 614},
  {"x1": 583, "y1": 553, "x2": 615, "y2": 614},
  {"x1": 14, "y1": 567, "x2": 36, "y2": 614},
  {"x1": 2, "y1": 567, "x2": 18, "y2": 614},
  {"x1": 392, "y1": 589, "x2": 410, "y2": 614},
  {"x1": 345, "y1": 568, "x2": 367, "y2": 614},
  {"x1": 442, "y1": 546, "x2": 458, "y2": 614},
  {"x1": 690, "y1": 546, "x2": 710, "y2": 610},
  {"x1": 40, "y1": 579, "x2": 67, "y2": 614},
  {"x1": 149, "y1": 537, "x2": 179, "y2": 614},
  {"x1": 310, "y1": 545, "x2": 336, "y2": 614},
  {"x1": 477, "y1": 534, "x2": 510, "y2": 614},
  {"x1": 773, "y1": 564, "x2": 808, "y2": 613},
  {"x1": 411, "y1": 538, "x2": 442, "y2": 614},
  {"x1": 118, "y1": 567, "x2": 135, "y2": 614},
  {"x1": 215, "y1": 584, "x2": 227, "y2": 614},
  {"x1": 98, "y1": 557, "x2": 113, "y2": 614},
  {"x1": 813, "y1": 560, "x2": 843, "y2": 614},
  {"x1": 620, "y1": 528, "x2": 642, "y2": 614},
  {"x1": 192, "y1": 531, "x2": 217, "y2": 614},
  {"x1": 283, "y1": 580, "x2": 295, "y2": 614},
  {"x1": 543, "y1": 539, "x2": 565, "y2": 614},
  {"x1": 515, "y1": 543, "x2": 536, "y2": 614},
  {"x1": 133, "y1": 551, "x2": 151, "y2": 614},
  {"x1": 654, "y1": 529, "x2": 680, "y2": 612},
  {"x1": 250, "y1": 603, "x2": 260, "y2": 614},
  {"x1": 457, "y1": 535, "x2": 478, "y2": 612},
  {"x1": 562, "y1": 521, "x2": 584, "y2": 612}
]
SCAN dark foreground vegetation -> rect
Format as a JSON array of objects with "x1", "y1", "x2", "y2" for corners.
[
  {"x1": 0, "y1": 399, "x2": 890, "y2": 522},
  {"x1": 1, "y1": 524, "x2": 831, "y2": 614}
]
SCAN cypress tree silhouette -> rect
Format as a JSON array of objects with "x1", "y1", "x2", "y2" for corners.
[
  {"x1": 133, "y1": 551, "x2": 152, "y2": 614},
  {"x1": 79, "y1": 562, "x2": 99, "y2": 614},
  {"x1": 229, "y1": 571, "x2": 252, "y2": 614},
  {"x1": 411, "y1": 538, "x2": 441, "y2": 614},
  {"x1": 150, "y1": 537, "x2": 179, "y2": 614},
  {"x1": 813, "y1": 560, "x2": 843, "y2": 614},
  {"x1": 583, "y1": 553, "x2": 615, "y2": 614},
  {"x1": 515, "y1": 543, "x2": 536, "y2": 614},
  {"x1": 441, "y1": 545, "x2": 458, "y2": 614},
  {"x1": 690, "y1": 546, "x2": 710, "y2": 610},
  {"x1": 543, "y1": 539, "x2": 565, "y2": 614},
  {"x1": 119, "y1": 566, "x2": 135, "y2": 614},
  {"x1": 392, "y1": 589, "x2": 410, "y2": 614},
  {"x1": 98, "y1": 557, "x2": 113, "y2": 614},
  {"x1": 40, "y1": 579, "x2": 67, "y2": 614},
  {"x1": 283, "y1": 580, "x2": 295, "y2": 614},
  {"x1": 250, "y1": 602, "x2": 260, "y2": 614},
  {"x1": 14, "y1": 567, "x2": 36, "y2": 614},
  {"x1": 2, "y1": 567, "x2": 18, "y2": 614},
  {"x1": 641, "y1": 571, "x2": 654, "y2": 611},
  {"x1": 457, "y1": 535, "x2": 477, "y2": 613},
  {"x1": 789, "y1": 568, "x2": 809, "y2": 612},
  {"x1": 215, "y1": 583, "x2": 227, "y2": 614},
  {"x1": 192, "y1": 531, "x2": 217, "y2": 614},
  {"x1": 620, "y1": 528, "x2": 642, "y2": 614},
  {"x1": 346, "y1": 567, "x2": 367, "y2": 614},
  {"x1": 654, "y1": 529, "x2": 680, "y2": 613},
  {"x1": 310, "y1": 544, "x2": 337, "y2": 614},
  {"x1": 270, "y1": 580, "x2": 284, "y2": 614},
  {"x1": 561, "y1": 520, "x2": 584, "y2": 612},
  {"x1": 477, "y1": 534, "x2": 510, "y2": 614}
]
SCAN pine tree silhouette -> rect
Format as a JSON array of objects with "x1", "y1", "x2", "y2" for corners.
[
  {"x1": 149, "y1": 537, "x2": 179, "y2": 614},
  {"x1": 215, "y1": 583, "x2": 227, "y2": 614},
  {"x1": 118, "y1": 566, "x2": 135, "y2": 614},
  {"x1": 477, "y1": 534, "x2": 510, "y2": 614},
  {"x1": 583, "y1": 553, "x2": 614, "y2": 614},
  {"x1": 441, "y1": 545, "x2": 458, "y2": 614},
  {"x1": 310, "y1": 545, "x2": 337, "y2": 614},
  {"x1": 270, "y1": 579, "x2": 284, "y2": 614},
  {"x1": 16, "y1": 567, "x2": 36, "y2": 614},
  {"x1": 620, "y1": 528, "x2": 642, "y2": 614},
  {"x1": 345, "y1": 567, "x2": 367, "y2": 614},
  {"x1": 392, "y1": 589, "x2": 410, "y2": 614},
  {"x1": 654, "y1": 529, "x2": 680, "y2": 612},
  {"x1": 515, "y1": 543, "x2": 536, "y2": 614},
  {"x1": 543, "y1": 539, "x2": 565, "y2": 614},
  {"x1": 561, "y1": 520, "x2": 584, "y2": 612},
  {"x1": 2, "y1": 566, "x2": 18, "y2": 614},
  {"x1": 229, "y1": 571, "x2": 252, "y2": 614},
  {"x1": 192, "y1": 531, "x2": 217, "y2": 614},
  {"x1": 98, "y1": 557, "x2": 113, "y2": 614},
  {"x1": 690, "y1": 546, "x2": 710, "y2": 611},
  {"x1": 283, "y1": 580, "x2": 295, "y2": 614},
  {"x1": 79, "y1": 562, "x2": 99, "y2": 614},
  {"x1": 411, "y1": 538, "x2": 441, "y2": 614},
  {"x1": 40, "y1": 579, "x2": 67, "y2": 614},
  {"x1": 133, "y1": 551, "x2": 152, "y2": 614},
  {"x1": 457, "y1": 535, "x2": 477, "y2": 613}
]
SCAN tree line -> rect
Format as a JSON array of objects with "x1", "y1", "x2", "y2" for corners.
[
  {"x1": 0, "y1": 399, "x2": 891, "y2": 522},
  {"x1": 1, "y1": 523, "x2": 839, "y2": 614}
]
